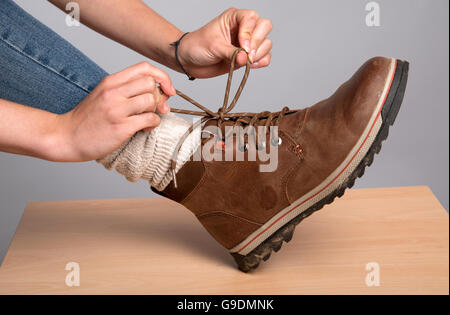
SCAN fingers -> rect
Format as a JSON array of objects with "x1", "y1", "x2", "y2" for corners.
[
  {"x1": 145, "y1": 65, "x2": 176, "y2": 97},
  {"x1": 249, "y1": 19, "x2": 273, "y2": 62},
  {"x1": 125, "y1": 91, "x2": 169, "y2": 117},
  {"x1": 234, "y1": 50, "x2": 250, "y2": 67},
  {"x1": 105, "y1": 62, "x2": 173, "y2": 116},
  {"x1": 107, "y1": 62, "x2": 176, "y2": 97},
  {"x1": 231, "y1": 9, "x2": 259, "y2": 53},
  {"x1": 119, "y1": 76, "x2": 156, "y2": 98},
  {"x1": 153, "y1": 86, "x2": 170, "y2": 114},
  {"x1": 251, "y1": 53, "x2": 271, "y2": 69},
  {"x1": 128, "y1": 112, "x2": 161, "y2": 133},
  {"x1": 252, "y1": 38, "x2": 272, "y2": 64},
  {"x1": 126, "y1": 93, "x2": 157, "y2": 116},
  {"x1": 106, "y1": 62, "x2": 152, "y2": 85},
  {"x1": 119, "y1": 77, "x2": 169, "y2": 114},
  {"x1": 226, "y1": 9, "x2": 273, "y2": 65}
]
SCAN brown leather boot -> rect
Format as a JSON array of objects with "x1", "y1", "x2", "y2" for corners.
[{"x1": 154, "y1": 49, "x2": 409, "y2": 272}]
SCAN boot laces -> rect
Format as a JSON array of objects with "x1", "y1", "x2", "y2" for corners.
[{"x1": 169, "y1": 48, "x2": 299, "y2": 187}]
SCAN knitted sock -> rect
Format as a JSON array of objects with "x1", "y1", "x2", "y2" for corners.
[{"x1": 97, "y1": 112, "x2": 201, "y2": 191}]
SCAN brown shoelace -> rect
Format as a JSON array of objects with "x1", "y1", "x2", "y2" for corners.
[{"x1": 169, "y1": 48, "x2": 299, "y2": 187}]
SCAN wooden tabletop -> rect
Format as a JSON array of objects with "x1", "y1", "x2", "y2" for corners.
[{"x1": 0, "y1": 186, "x2": 447, "y2": 295}]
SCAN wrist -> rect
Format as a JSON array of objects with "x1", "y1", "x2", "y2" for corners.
[
  {"x1": 41, "y1": 112, "x2": 78, "y2": 162},
  {"x1": 170, "y1": 32, "x2": 197, "y2": 80},
  {"x1": 145, "y1": 27, "x2": 184, "y2": 71}
]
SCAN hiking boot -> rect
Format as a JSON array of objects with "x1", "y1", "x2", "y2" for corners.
[{"x1": 154, "y1": 49, "x2": 409, "y2": 272}]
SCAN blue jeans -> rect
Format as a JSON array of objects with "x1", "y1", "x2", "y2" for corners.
[{"x1": 0, "y1": 0, "x2": 108, "y2": 114}]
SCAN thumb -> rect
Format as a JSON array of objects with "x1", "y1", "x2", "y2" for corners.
[
  {"x1": 154, "y1": 86, "x2": 170, "y2": 114},
  {"x1": 216, "y1": 42, "x2": 249, "y2": 67}
]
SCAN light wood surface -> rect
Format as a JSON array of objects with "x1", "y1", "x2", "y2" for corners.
[{"x1": 0, "y1": 186, "x2": 447, "y2": 295}]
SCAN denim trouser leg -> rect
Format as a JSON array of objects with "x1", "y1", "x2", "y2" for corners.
[{"x1": 0, "y1": 0, "x2": 108, "y2": 114}]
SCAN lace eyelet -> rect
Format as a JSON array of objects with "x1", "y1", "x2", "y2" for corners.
[
  {"x1": 271, "y1": 137, "x2": 282, "y2": 147},
  {"x1": 239, "y1": 143, "x2": 249, "y2": 152},
  {"x1": 294, "y1": 144, "x2": 304, "y2": 154},
  {"x1": 257, "y1": 140, "x2": 266, "y2": 151}
]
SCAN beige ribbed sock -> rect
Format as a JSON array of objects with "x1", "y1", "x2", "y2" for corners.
[{"x1": 97, "y1": 112, "x2": 201, "y2": 191}]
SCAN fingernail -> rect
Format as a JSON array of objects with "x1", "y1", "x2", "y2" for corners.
[
  {"x1": 251, "y1": 61, "x2": 259, "y2": 68},
  {"x1": 250, "y1": 49, "x2": 256, "y2": 63},
  {"x1": 164, "y1": 102, "x2": 170, "y2": 113},
  {"x1": 243, "y1": 40, "x2": 250, "y2": 53}
]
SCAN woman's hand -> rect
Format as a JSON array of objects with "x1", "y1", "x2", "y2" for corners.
[
  {"x1": 176, "y1": 8, "x2": 273, "y2": 78},
  {"x1": 49, "y1": 2, "x2": 272, "y2": 79},
  {"x1": 0, "y1": 62, "x2": 175, "y2": 162},
  {"x1": 59, "y1": 62, "x2": 176, "y2": 162}
]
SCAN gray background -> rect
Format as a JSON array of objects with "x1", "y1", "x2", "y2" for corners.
[{"x1": 0, "y1": 0, "x2": 448, "y2": 264}]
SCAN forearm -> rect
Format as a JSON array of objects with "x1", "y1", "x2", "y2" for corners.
[
  {"x1": 0, "y1": 99, "x2": 69, "y2": 161},
  {"x1": 48, "y1": 0, "x2": 183, "y2": 71}
]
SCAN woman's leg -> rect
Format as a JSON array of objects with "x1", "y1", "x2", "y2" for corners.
[
  {"x1": 0, "y1": 0, "x2": 107, "y2": 114},
  {"x1": 0, "y1": 1, "x2": 200, "y2": 190}
]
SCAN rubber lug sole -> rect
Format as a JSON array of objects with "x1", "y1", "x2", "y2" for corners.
[{"x1": 231, "y1": 60, "x2": 409, "y2": 272}]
